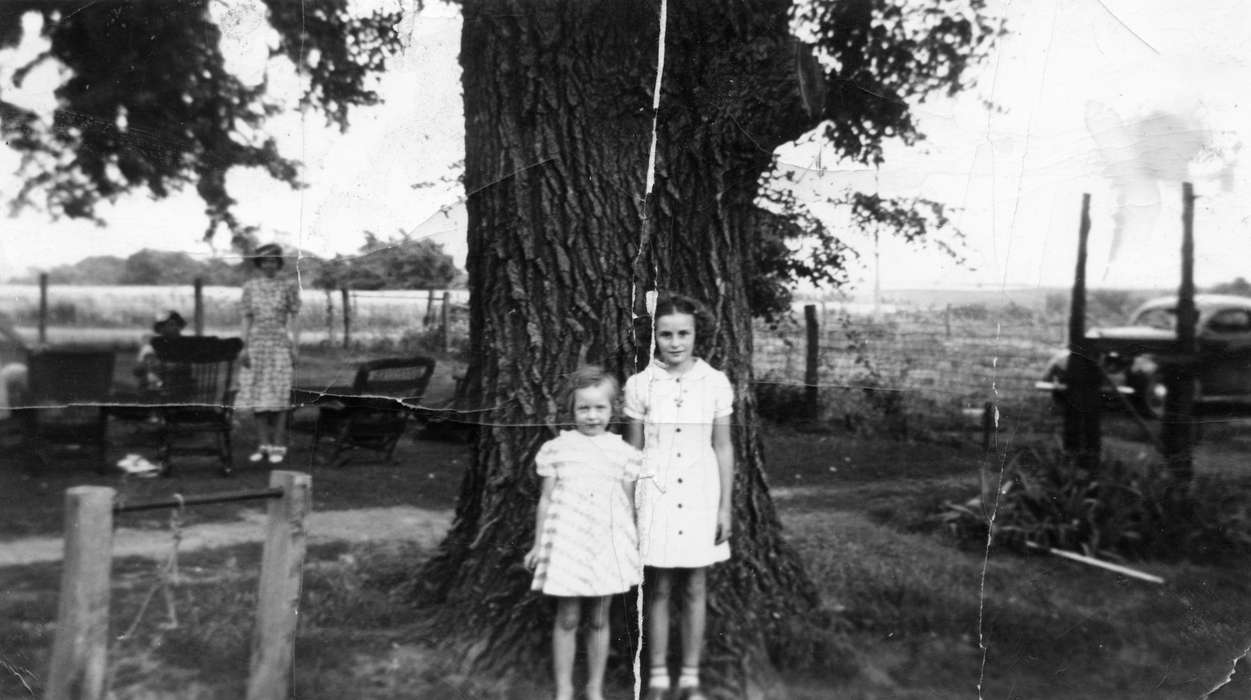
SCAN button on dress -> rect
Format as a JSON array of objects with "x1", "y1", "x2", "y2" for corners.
[
  {"x1": 530, "y1": 430, "x2": 644, "y2": 597},
  {"x1": 625, "y1": 359, "x2": 734, "y2": 568}
]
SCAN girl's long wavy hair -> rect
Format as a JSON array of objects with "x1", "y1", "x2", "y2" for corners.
[{"x1": 652, "y1": 293, "x2": 714, "y2": 359}]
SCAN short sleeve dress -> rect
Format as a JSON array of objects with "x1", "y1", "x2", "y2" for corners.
[
  {"x1": 530, "y1": 430, "x2": 643, "y2": 597},
  {"x1": 236, "y1": 277, "x2": 301, "y2": 412},
  {"x1": 624, "y1": 359, "x2": 734, "y2": 568}
]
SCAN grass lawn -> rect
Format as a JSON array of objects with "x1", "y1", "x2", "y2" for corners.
[{"x1": 1, "y1": 364, "x2": 1249, "y2": 698}]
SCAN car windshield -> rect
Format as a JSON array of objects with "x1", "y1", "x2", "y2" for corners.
[{"x1": 1133, "y1": 307, "x2": 1175, "y2": 330}]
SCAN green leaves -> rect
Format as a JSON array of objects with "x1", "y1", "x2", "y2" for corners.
[{"x1": 0, "y1": 0, "x2": 403, "y2": 240}]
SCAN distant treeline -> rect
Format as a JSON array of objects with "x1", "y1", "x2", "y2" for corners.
[{"x1": 14, "y1": 234, "x2": 466, "y2": 291}]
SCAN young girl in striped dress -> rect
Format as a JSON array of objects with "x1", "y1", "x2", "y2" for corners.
[{"x1": 525, "y1": 366, "x2": 643, "y2": 700}]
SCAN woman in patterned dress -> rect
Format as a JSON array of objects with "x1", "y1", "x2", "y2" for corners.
[{"x1": 236, "y1": 243, "x2": 301, "y2": 465}]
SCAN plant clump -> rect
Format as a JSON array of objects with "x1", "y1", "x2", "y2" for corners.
[{"x1": 940, "y1": 446, "x2": 1251, "y2": 564}]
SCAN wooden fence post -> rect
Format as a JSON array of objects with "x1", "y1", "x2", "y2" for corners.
[
  {"x1": 45, "y1": 486, "x2": 115, "y2": 700},
  {"x1": 324, "y1": 289, "x2": 335, "y2": 346},
  {"x1": 246, "y1": 470, "x2": 311, "y2": 700},
  {"x1": 340, "y1": 288, "x2": 351, "y2": 350},
  {"x1": 193, "y1": 277, "x2": 205, "y2": 336},
  {"x1": 1063, "y1": 194, "x2": 1101, "y2": 469},
  {"x1": 1162, "y1": 183, "x2": 1198, "y2": 486},
  {"x1": 38, "y1": 272, "x2": 48, "y2": 345},
  {"x1": 944, "y1": 303, "x2": 952, "y2": 338},
  {"x1": 424, "y1": 289, "x2": 436, "y2": 328},
  {"x1": 440, "y1": 291, "x2": 451, "y2": 354},
  {"x1": 804, "y1": 304, "x2": 819, "y2": 420}
]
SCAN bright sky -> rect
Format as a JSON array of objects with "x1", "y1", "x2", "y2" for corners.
[{"x1": 1, "y1": 0, "x2": 1248, "y2": 292}]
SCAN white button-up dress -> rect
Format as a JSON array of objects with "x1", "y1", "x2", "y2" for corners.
[{"x1": 625, "y1": 359, "x2": 733, "y2": 568}]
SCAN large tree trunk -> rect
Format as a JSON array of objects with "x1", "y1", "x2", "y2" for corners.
[{"x1": 417, "y1": 1, "x2": 827, "y2": 695}]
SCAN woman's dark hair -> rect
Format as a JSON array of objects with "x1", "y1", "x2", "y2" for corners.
[
  {"x1": 251, "y1": 243, "x2": 285, "y2": 270},
  {"x1": 561, "y1": 365, "x2": 621, "y2": 421},
  {"x1": 652, "y1": 293, "x2": 714, "y2": 357}
]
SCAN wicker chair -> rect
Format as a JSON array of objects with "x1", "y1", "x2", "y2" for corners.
[
  {"x1": 150, "y1": 336, "x2": 243, "y2": 476},
  {"x1": 19, "y1": 347, "x2": 116, "y2": 473},
  {"x1": 306, "y1": 356, "x2": 435, "y2": 466}
]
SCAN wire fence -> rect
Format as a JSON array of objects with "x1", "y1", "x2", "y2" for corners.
[
  {"x1": 2, "y1": 282, "x2": 1071, "y2": 432},
  {"x1": 753, "y1": 304, "x2": 1067, "y2": 434},
  {"x1": 0, "y1": 283, "x2": 469, "y2": 350}
]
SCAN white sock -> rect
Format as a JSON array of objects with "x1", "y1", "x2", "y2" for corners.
[
  {"x1": 678, "y1": 666, "x2": 699, "y2": 688},
  {"x1": 649, "y1": 665, "x2": 670, "y2": 689}
]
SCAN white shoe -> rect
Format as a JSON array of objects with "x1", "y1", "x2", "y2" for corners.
[
  {"x1": 248, "y1": 445, "x2": 270, "y2": 463},
  {"x1": 267, "y1": 446, "x2": 287, "y2": 465}
]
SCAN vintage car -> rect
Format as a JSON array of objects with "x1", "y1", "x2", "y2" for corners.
[{"x1": 1037, "y1": 294, "x2": 1251, "y2": 418}]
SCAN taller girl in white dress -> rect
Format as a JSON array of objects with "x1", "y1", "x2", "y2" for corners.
[{"x1": 625, "y1": 295, "x2": 734, "y2": 700}]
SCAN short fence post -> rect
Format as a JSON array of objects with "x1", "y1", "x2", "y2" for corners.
[
  {"x1": 804, "y1": 304, "x2": 819, "y2": 420},
  {"x1": 324, "y1": 289, "x2": 335, "y2": 346},
  {"x1": 944, "y1": 303, "x2": 952, "y2": 338},
  {"x1": 979, "y1": 401, "x2": 997, "y2": 513},
  {"x1": 424, "y1": 289, "x2": 436, "y2": 328},
  {"x1": 38, "y1": 272, "x2": 48, "y2": 345},
  {"x1": 440, "y1": 291, "x2": 451, "y2": 354},
  {"x1": 193, "y1": 277, "x2": 205, "y2": 336},
  {"x1": 340, "y1": 288, "x2": 351, "y2": 350},
  {"x1": 45, "y1": 486, "x2": 115, "y2": 700},
  {"x1": 246, "y1": 470, "x2": 311, "y2": 700}
]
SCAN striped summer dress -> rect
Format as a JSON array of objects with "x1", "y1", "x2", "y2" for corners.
[{"x1": 530, "y1": 430, "x2": 643, "y2": 597}]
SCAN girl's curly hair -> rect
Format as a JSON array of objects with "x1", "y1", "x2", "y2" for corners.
[{"x1": 560, "y1": 365, "x2": 621, "y2": 422}]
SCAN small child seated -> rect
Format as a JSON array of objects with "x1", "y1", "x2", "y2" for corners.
[{"x1": 135, "y1": 311, "x2": 187, "y2": 392}]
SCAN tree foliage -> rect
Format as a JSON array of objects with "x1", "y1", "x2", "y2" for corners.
[
  {"x1": 0, "y1": 0, "x2": 404, "y2": 247},
  {"x1": 25, "y1": 248, "x2": 251, "y2": 285},
  {"x1": 311, "y1": 232, "x2": 461, "y2": 290}
]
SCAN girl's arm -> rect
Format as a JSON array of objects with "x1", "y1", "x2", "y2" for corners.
[
  {"x1": 626, "y1": 417, "x2": 644, "y2": 450},
  {"x1": 524, "y1": 476, "x2": 557, "y2": 569},
  {"x1": 287, "y1": 284, "x2": 301, "y2": 364},
  {"x1": 712, "y1": 414, "x2": 734, "y2": 544},
  {"x1": 239, "y1": 285, "x2": 254, "y2": 367}
]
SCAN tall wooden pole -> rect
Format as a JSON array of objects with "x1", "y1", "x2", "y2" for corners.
[
  {"x1": 1162, "y1": 183, "x2": 1197, "y2": 486},
  {"x1": 1063, "y1": 194, "x2": 1101, "y2": 469}
]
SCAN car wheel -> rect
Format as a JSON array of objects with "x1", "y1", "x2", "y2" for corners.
[
  {"x1": 1131, "y1": 372, "x2": 1168, "y2": 420},
  {"x1": 1131, "y1": 373, "x2": 1201, "y2": 421},
  {"x1": 1044, "y1": 365, "x2": 1067, "y2": 414}
]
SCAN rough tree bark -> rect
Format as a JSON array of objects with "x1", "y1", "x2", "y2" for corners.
[{"x1": 417, "y1": 1, "x2": 833, "y2": 696}]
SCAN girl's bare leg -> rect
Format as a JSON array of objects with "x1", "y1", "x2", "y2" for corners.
[
  {"x1": 678, "y1": 568, "x2": 708, "y2": 671},
  {"x1": 553, "y1": 597, "x2": 580, "y2": 700},
  {"x1": 584, "y1": 596, "x2": 611, "y2": 700},
  {"x1": 647, "y1": 568, "x2": 674, "y2": 692}
]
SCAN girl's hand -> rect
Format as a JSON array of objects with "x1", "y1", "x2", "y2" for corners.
[
  {"x1": 523, "y1": 545, "x2": 541, "y2": 570},
  {"x1": 715, "y1": 508, "x2": 732, "y2": 545},
  {"x1": 239, "y1": 348, "x2": 251, "y2": 369},
  {"x1": 289, "y1": 345, "x2": 299, "y2": 366}
]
